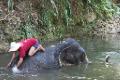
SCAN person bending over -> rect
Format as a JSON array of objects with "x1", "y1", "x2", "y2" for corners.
[{"x1": 6, "y1": 38, "x2": 45, "y2": 73}]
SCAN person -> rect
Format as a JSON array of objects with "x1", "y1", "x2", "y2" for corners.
[{"x1": 6, "y1": 38, "x2": 45, "y2": 73}]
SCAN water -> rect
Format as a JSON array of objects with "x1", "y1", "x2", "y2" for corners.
[{"x1": 0, "y1": 34, "x2": 120, "y2": 80}]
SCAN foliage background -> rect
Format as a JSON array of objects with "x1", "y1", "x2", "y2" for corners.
[{"x1": 0, "y1": 0, "x2": 120, "y2": 44}]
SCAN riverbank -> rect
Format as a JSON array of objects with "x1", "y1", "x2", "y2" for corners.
[{"x1": 93, "y1": 16, "x2": 120, "y2": 37}]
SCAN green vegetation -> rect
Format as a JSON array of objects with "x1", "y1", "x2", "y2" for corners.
[{"x1": 2, "y1": 0, "x2": 120, "y2": 42}]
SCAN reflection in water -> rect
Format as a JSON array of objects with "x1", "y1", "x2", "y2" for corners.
[{"x1": 0, "y1": 34, "x2": 120, "y2": 80}]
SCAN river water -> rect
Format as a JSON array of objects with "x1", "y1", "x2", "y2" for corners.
[{"x1": 0, "y1": 34, "x2": 120, "y2": 80}]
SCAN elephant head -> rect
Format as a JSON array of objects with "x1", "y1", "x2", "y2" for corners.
[{"x1": 54, "y1": 38, "x2": 89, "y2": 66}]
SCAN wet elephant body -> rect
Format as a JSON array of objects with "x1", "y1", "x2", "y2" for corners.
[{"x1": 9, "y1": 38, "x2": 88, "y2": 73}]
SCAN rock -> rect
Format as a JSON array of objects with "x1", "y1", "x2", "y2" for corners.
[{"x1": 93, "y1": 16, "x2": 120, "y2": 36}]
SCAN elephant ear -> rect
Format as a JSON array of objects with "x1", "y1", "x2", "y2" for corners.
[
  {"x1": 55, "y1": 38, "x2": 86, "y2": 65},
  {"x1": 59, "y1": 46, "x2": 80, "y2": 65}
]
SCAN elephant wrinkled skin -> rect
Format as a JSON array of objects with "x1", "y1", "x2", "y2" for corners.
[{"x1": 8, "y1": 38, "x2": 89, "y2": 73}]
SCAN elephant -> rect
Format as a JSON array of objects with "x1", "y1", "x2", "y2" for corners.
[{"x1": 8, "y1": 38, "x2": 89, "y2": 73}]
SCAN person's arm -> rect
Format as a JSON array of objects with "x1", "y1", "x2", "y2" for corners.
[
  {"x1": 16, "y1": 58, "x2": 23, "y2": 68},
  {"x1": 6, "y1": 52, "x2": 16, "y2": 68},
  {"x1": 12, "y1": 57, "x2": 23, "y2": 73},
  {"x1": 39, "y1": 45, "x2": 45, "y2": 52},
  {"x1": 16, "y1": 48, "x2": 24, "y2": 68},
  {"x1": 32, "y1": 45, "x2": 45, "y2": 54},
  {"x1": 28, "y1": 44, "x2": 45, "y2": 56}
]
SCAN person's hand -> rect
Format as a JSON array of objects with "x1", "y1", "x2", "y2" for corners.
[
  {"x1": 36, "y1": 45, "x2": 41, "y2": 51},
  {"x1": 38, "y1": 45, "x2": 42, "y2": 49},
  {"x1": 12, "y1": 65, "x2": 21, "y2": 73},
  {"x1": 37, "y1": 45, "x2": 45, "y2": 52},
  {"x1": 6, "y1": 62, "x2": 11, "y2": 68}
]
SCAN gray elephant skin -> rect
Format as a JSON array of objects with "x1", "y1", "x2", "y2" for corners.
[{"x1": 8, "y1": 38, "x2": 88, "y2": 73}]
